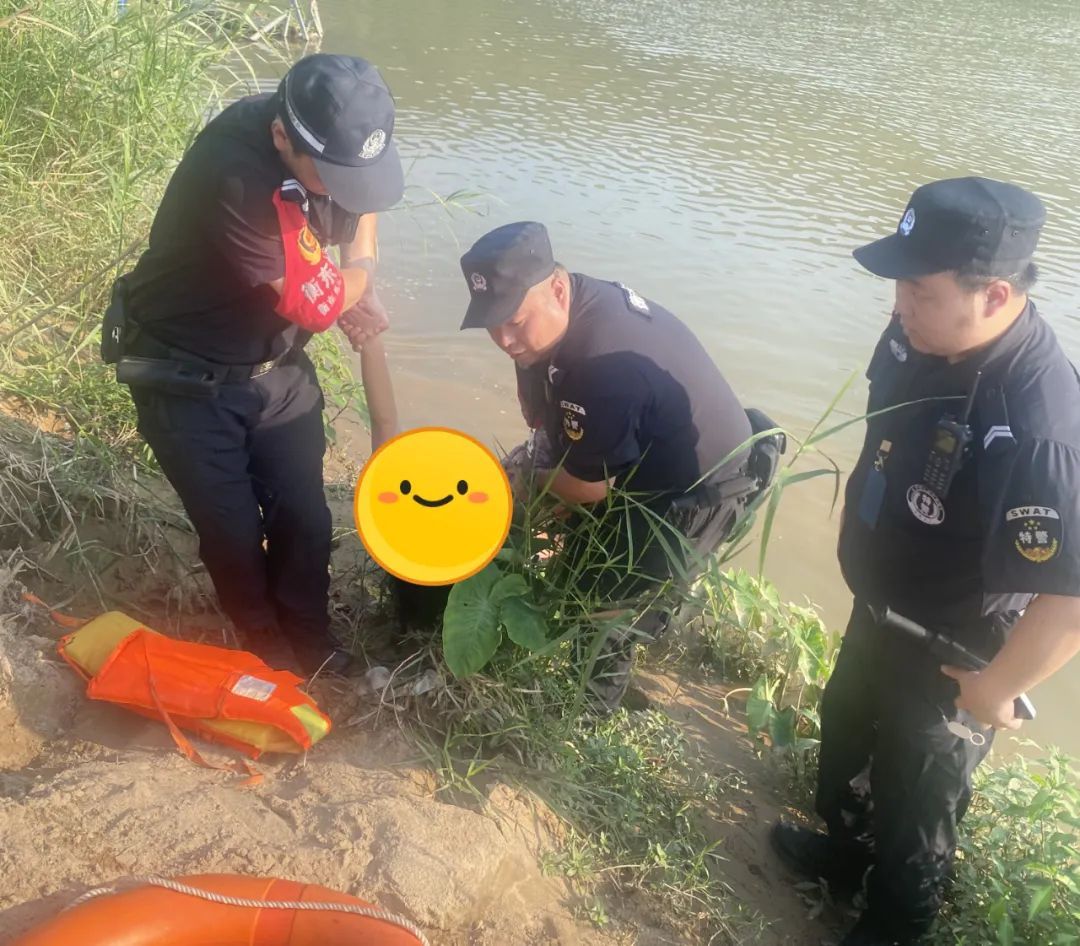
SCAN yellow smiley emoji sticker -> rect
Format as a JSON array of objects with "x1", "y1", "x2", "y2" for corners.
[{"x1": 354, "y1": 427, "x2": 513, "y2": 586}]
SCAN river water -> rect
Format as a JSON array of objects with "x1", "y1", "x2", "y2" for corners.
[{"x1": 292, "y1": 0, "x2": 1080, "y2": 751}]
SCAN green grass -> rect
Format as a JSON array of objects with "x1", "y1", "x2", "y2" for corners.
[
  {"x1": 404, "y1": 482, "x2": 775, "y2": 940},
  {"x1": 691, "y1": 566, "x2": 838, "y2": 805},
  {"x1": 938, "y1": 746, "x2": 1080, "y2": 945},
  {"x1": 0, "y1": 0, "x2": 365, "y2": 448},
  {"x1": 0, "y1": 0, "x2": 244, "y2": 598},
  {"x1": 416, "y1": 646, "x2": 768, "y2": 941},
  {"x1": 0, "y1": 4, "x2": 1075, "y2": 943},
  {"x1": 1, "y1": 0, "x2": 226, "y2": 443},
  {"x1": 416, "y1": 408, "x2": 1078, "y2": 943}
]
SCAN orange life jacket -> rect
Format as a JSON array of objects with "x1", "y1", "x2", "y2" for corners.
[{"x1": 58, "y1": 612, "x2": 331, "y2": 761}]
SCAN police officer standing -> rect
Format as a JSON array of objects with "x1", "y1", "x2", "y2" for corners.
[
  {"x1": 771, "y1": 179, "x2": 1080, "y2": 944},
  {"x1": 112, "y1": 55, "x2": 404, "y2": 673},
  {"x1": 457, "y1": 222, "x2": 781, "y2": 706}
]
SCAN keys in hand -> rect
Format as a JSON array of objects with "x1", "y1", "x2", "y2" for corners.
[{"x1": 942, "y1": 710, "x2": 988, "y2": 746}]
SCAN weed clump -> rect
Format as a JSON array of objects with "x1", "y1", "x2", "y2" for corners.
[
  {"x1": 421, "y1": 483, "x2": 1079, "y2": 943},
  {"x1": 0, "y1": 0, "x2": 229, "y2": 443},
  {"x1": 0, "y1": 0, "x2": 363, "y2": 448},
  {"x1": 936, "y1": 748, "x2": 1080, "y2": 946}
]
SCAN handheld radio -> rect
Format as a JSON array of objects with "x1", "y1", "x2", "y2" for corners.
[{"x1": 922, "y1": 371, "x2": 982, "y2": 499}]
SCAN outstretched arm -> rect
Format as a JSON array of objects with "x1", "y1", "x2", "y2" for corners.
[
  {"x1": 358, "y1": 334, "x2": 398, "y2": 452},
  {"x1": 338, "y1": 214, "x2": 387, "y2": 347}
]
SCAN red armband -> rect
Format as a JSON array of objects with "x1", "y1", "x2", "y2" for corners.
[{"x1": 271, "y1": 190, "x2": 345, "y2": 331}]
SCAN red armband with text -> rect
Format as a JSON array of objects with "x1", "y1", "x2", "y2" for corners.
[{"x1": 271, "y1": 190, "x2": 345, "y2": 331}]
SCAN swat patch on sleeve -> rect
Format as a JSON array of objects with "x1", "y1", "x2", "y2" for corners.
[
  {"x1": 616, "y1": 282, "x2": 650, "y2": 315},
  {"x1": 1006, "y1": 506, "x2": 1062, "y2": 563},
  {"x1": 561, "y1": 399, "x2": 585, "y2": 442}
]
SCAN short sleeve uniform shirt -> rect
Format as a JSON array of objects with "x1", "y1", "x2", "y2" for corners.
[
  {"x1": 126, "y1": 94, "x2": 359, "y2": 364},
  {"x1": 838, "y1": 304, "x2": 1080, "y2": 637},
  {"x1": 516, "y1": 274, "x2": 752, "y2": 496}
]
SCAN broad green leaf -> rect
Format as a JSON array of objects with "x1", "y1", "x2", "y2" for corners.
[
  {"x1": 442, "y1": 565, "x2": 502, "y2": 677},
  {"x1": 490, "y1": 572, "x2": 529, "y2": 607},
  {"x1": 746, "y1": 675, "x2": 775, "y2": 736},
  {"x1": 768, "y1": 705, "x2": 798, "y2": 748},
  {"x1": 1027, "y1": 883, "x2": 1054, "y2": 922},
  {"x1": 997, "y1": 911, "x2": 1014, "y2": 946},
  {"x1": 988, "y1": 899, "x2": 1006, "y2": 927},
  {"x1": 1029, "y1": 787, "x2": 1053, "y2": 814},
  {"x1": 500, "y1": 596, "x2": 548, "y2": 651},
  {"x1": 1056, "y1": 870, "x2": 1079, "y2": 894}
]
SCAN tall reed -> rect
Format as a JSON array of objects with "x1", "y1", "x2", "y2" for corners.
[{"x1": 0, "y1": 0, "x2": 235, "y2": 443}]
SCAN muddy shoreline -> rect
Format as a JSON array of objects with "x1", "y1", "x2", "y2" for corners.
[{"x1": 0, "y1": 409, "x2": 835, "y2": 945}]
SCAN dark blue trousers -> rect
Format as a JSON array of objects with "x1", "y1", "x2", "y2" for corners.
[
  {"x1": 815, "y1": 605, "x2": 994, "y2": 940},
  {"x1": 129, "y1": 351, "x2": 333, "y2": 667}
]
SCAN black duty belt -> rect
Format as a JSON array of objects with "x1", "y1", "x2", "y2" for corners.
[
  {"x1": 115, "y1": 345, "x2": 295, "y2": 398},
  {"x1": 670, "y1": 408, "x2": 787, "y2": 511},
  {"x1": 201, "y1": 347, "x2": 294, "y2": 383},
  {"x1": 691, "y1": 471, "x2": 760, "y2": 506},
  {"x1": 668, "y1": 469, "x2": 757, "y2": 513},
  {"x1": 104, "y1": 277, "x2": 295, "y2": 395}
]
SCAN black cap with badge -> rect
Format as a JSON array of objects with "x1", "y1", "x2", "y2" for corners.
[
  {"x1": 459, "y1": 222, "x2": 557, "y2": 329},
  {"x1": 853, "y1": 177, "x2": 1046, "y2": 280},
  {"x1": 277, "y1": 53, "x2": 404, "y2": 214}
]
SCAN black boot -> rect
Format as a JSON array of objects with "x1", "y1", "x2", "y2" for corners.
[
  {"x1": 290, "y1": 632, "x2": 353, "y2": 677},
  {"x1": 768, "y1": 821, "x2": 872, "y2": 899},
  {"x1": 392, "y1": 576, "x2": 451, "y2": 632},
  {"x1": 238, "y1": 625, "x2": 301, "y2": 673},
  {"x1": 585, "y1": 627, "x2": 637, "y2": 714}
]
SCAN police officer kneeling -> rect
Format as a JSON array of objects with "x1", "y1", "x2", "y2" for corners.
[
  {"x1": 771, "y1": 179, "x2": 1080, "y2": 945},
  {"x1": 105, "y1": 55, "x2": 404, "y2": 673},
  {"x1": 458, "y1": 222, "x2": 782, "y2": 708}
]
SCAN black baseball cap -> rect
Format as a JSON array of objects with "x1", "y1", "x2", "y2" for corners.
[
  {"x1": 277, "y1": 54, "x2": 404, "y2": 214},
  {"x1": 459, "y1": 222, "x2": 557, "y2": 329},
  {"x1": 853, "y1": 177, "x2": 1045, "y2": 280}
]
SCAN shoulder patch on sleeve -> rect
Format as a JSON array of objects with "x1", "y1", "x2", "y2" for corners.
[
  {"x1": 561, "y1": 400, "x2": 585, "y2": 442},
  {"x1": 616, "y1": 282, "x2": 650, "y2": 315},
  {"x1": 1006, "y1": 506, "x2": 1062, "y2": 563}
]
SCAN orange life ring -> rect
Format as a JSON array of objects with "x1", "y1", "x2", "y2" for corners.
[{"x1": 9, "y1": 874, "x2": 428, "y2": 946}]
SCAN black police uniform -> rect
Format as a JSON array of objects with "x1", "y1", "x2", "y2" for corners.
[
  {"x1": 824, "y1": 305, "x2": 1080, "y2": 937},
  {"x1": 122, "y1": 93, "x2": 353, "y2": 666},
  {"x1": 516, "y1": 273, "x2": 755, "y2": 602},
  {"x1": 459, "y1": 221, "x2": 779, "y2": 708},
  {"x1": 814, "y1": 180, "x2": 1080, "y2": 942}
]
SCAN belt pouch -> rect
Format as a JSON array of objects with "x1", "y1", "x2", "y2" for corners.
[{"x1": 115, "y1": 356, "x2": 220, "y2": 399}]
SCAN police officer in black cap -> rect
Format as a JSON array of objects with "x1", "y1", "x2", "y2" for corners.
[
  {"x1": 770, "y1": 178, "x2": 1080, "y2": 945},
  {"x1": 458, "y1": 222, "x2": 783, "y2": 707},
  {"x1": 107, "y1": 54, "x2": 405, "y2": 673}
]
